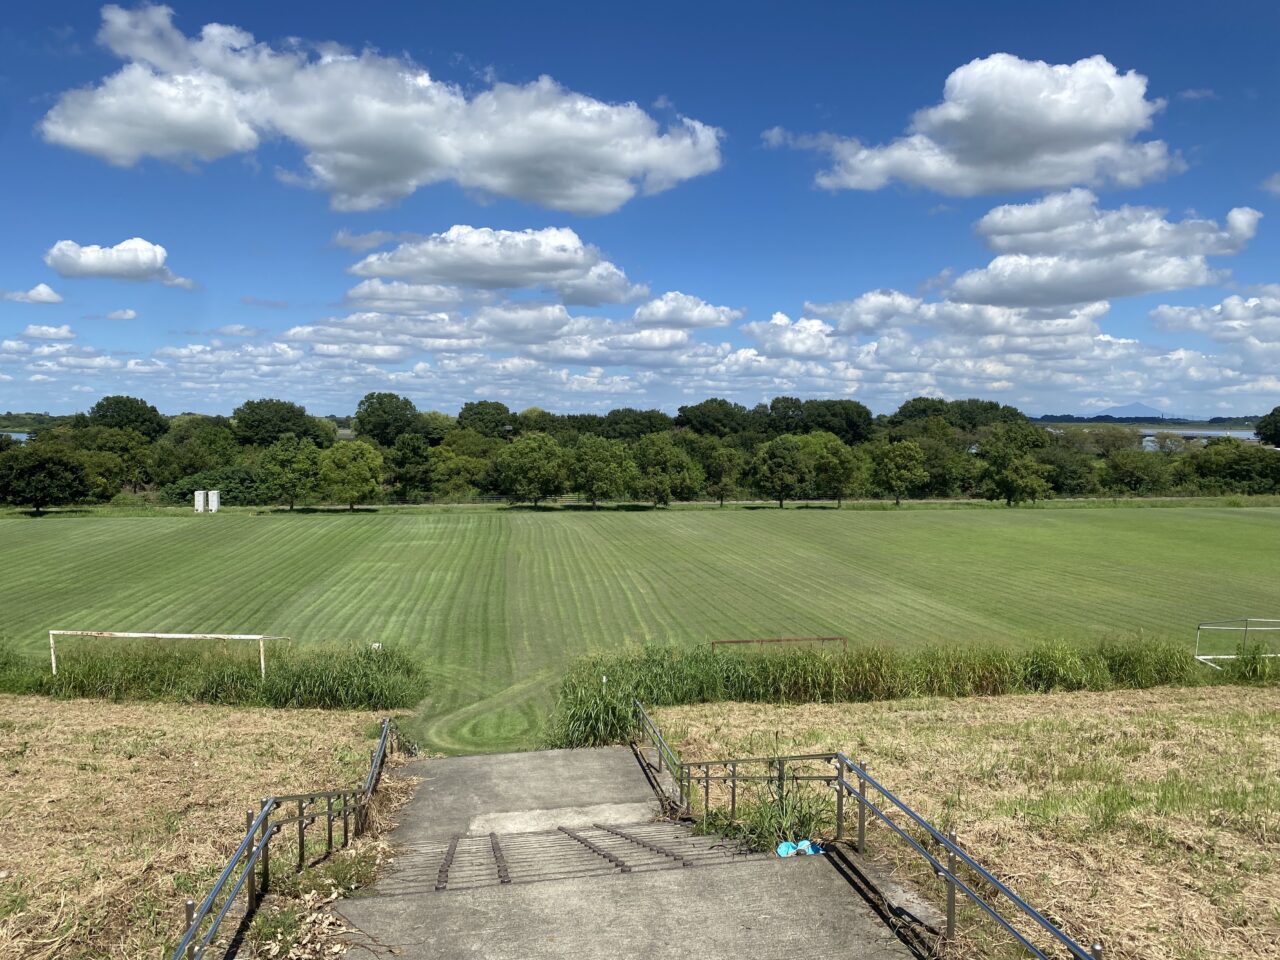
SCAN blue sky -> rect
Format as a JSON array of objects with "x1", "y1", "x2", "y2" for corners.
[{"x1": 2, "y1": 2, "x2": 1279, "y2": 417}]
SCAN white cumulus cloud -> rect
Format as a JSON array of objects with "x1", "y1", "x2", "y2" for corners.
[
  {"x1": 22, "y1": 324, "x2": 75, "y2": 340},
  {"x1": 768, "y1": 54, "x2": 1178, "y2": 196},
  {"x1": 350, "y1": 225, "x2": 644, "y2": 305},
  {"x1": 3, "y1": 283, "x2": 63, "y2": 305},
  {"x1": 45, "y1": 238, "x2": 193, "y2": 288},
  {"x1": 631, "y1": 291, "x2": 742, "y2": 328},
  {"x1": 107, "y1": 308, "x2": 137, "y2": 320},
  {"x1": 40, "y1": 4, "x2": 723, "y2": 214},
  {"x1": 948, "y1": 191, "x2": 1258, "y2": 306}
]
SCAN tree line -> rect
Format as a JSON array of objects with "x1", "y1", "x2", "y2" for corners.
[{"x1": 1, "y1": 392, "x2": 1279, "y2": 513}]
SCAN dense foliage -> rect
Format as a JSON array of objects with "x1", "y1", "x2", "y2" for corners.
[
  {"x1": 2, "y1": 394, "x2": 1278, "y2": 511},
  {"x1": 545, "y1": 638, "x2": 1273, "y2": 748},
  {"x1": 0, "y1": 638, "x2": 428, "y2": 709}
]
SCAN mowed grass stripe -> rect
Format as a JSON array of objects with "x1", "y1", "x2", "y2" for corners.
[{"x1": 2, "y1": 507, "x2": 1278, "y2": 752}]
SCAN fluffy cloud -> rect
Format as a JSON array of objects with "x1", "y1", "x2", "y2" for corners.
[
  {"x1": 767, "y1": 54, "x2": 1178, "y2": 196},
  {"x1": 631, "y1": 291, "x2": 742, "y2": 328},
  {"x1": 41, "y1": 5, "x2": 722, "y2": 213},
  {"x1": 344, "y1": 279, "x2": 469, "y2": 314},
  {"x1": 106, "y1": 308, "x2": 137, "y2": 320},
  {"x1": 1152, "y1": 289, "x2": 1280, "y2": 364},
  {"x1": 3, "y1": 283, "x2": 63, "y2": 304},
  {"x1": 22, "y1": 324, "x2": 75, "y2": 340},
  {"x1": 45, "y1": 238, "x2": 193, "y2": 288},
  {"x1": 949, "y1": 191, "x2": 1258, "y2": 306},
  {"x1": 350, "y1": 225, "x2": 645, "y2": 305},
  {"x1": 742, "y1": 312, "x2": 841, "y2": 359}
]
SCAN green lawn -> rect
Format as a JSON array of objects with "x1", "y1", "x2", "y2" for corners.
[{"x1": 1, "y1": 506, "x2": 1277, "y2": 753}]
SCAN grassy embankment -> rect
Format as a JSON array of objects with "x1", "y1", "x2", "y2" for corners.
[
  {"x1": 0, "y1": 505, "x2": 1276, "y2": 752},
  {"x1": 654, "y1": 686, "x2": 1280, "y2": 960},
  {"x1": 0, "y1": 696, "x2": 414, "y2": 960}
]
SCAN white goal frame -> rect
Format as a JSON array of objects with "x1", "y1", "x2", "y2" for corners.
[
  {"x1": 1194, "y1": 618, "x2": 1280, "y2": 670},
  {"x1": 48, "y1": 630, "x2": 287, "y2": 679}
]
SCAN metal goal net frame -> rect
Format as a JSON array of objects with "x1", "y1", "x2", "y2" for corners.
[
  {"x1": 1194, "y1": 618, "x2": 1280, "y2": 670},
  {"x1": 47, "y1": 630, "x2": 288, "y2": 679}
]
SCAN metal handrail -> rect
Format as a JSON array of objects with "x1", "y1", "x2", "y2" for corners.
[
  {"x1": 633, "y1": 701, "x2": 1100, "y2": 960},
  {"x1": 170, "y1": 717, "x2": 398, "y2": 960}
]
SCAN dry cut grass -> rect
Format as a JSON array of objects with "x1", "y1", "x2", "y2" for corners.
[
  {"x1": 657, "y1": 685, "x2": 1280, "y2": 960},
  {"x1": 0, "y1": 695, "x2": 396, "y2": 960}
]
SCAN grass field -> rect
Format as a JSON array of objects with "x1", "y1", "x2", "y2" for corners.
[
  {"x1": 0, "y1": 695, "x2": 399, "y2": 960},
  {"x1": 656, "y1": 686, "x2": 1280, "y2": 960},
  {"x1": 1, "y1": 506, "x2": 1277, "y2": 753}
]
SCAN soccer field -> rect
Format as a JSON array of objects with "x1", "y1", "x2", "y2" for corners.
[{"x1": 2, "y1": 506, "x2": 1277, "y2": 753}]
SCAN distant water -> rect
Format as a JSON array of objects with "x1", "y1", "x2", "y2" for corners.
[
  {"x1": 2, "y1": 432, "x2": 28, "y2": 441},
  {"x1": 1139, "y1": 428, "x2": 1255, "y2": 440}
]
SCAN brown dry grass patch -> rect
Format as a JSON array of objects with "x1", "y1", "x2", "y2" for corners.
[
  {"x1": 657, "y1": 685, "x2": 1280, "y2": 960},
  {"x1": 0, "y1": 694, "x2": 396, "y2": 960}
]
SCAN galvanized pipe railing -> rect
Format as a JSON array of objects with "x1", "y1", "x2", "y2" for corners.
[
  {"x1": 633, "y1": 701, "x2": 1101, "y2": 960},
  {"x1": 170, "y1": 717, "x2": 398, "y2": 960}
]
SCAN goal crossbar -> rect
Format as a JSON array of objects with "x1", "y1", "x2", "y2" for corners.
[
  {"x1": 1194, "y1": 618, "x2": 1280, "y2": 670},
  {"x1": 48, "y1": 630, "x2": 287, "y2": 679}
]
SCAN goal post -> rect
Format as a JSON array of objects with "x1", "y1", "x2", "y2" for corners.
[
  {"x1": 47, "y1": 630, "x2": 287, "y2": 679},
  {"x1": 1194, "y1": 618, "x2": 1280, "y2": 670}
]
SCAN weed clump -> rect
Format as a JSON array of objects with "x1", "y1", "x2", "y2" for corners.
[
  {"x1": 0, "y1": 638, "x2": 427, "y2": 710},
  {"x1": 547, "y1": 634, "x2": 1224, "y2": 747}
]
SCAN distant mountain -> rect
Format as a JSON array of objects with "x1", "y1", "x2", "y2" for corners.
[{"x1": 1094, "y1": 402, "x2": 1172, "y2": 419}]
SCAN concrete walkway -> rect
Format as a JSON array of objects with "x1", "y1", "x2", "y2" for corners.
[{"x1": 335, "y1": 747, "x2": 912, "y2": 960}]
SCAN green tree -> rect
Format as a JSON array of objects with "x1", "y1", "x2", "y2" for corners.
[
  {"x1": 977, "y1": 443, "x2": 1052, "y2": 506},
  {"x1": 870, "y1": 440, "x2": 929, "y2": 506},
  {"x1": 429, "y1": 447, "x2": 488, "y2": 500},
  {"x1": 88, "y1": 395, "x2": 168, "y2": 440},
  {"x1": 801, "y1": 399, "x2": 874, "y2": 445},
  {"x1": 320, "y1": 440, "x2": 384, "y2": 510},
  {"x1": 750, "y1": 435, "x2": 809, "y2": 507},
  {"x1": 416, "y1": 410, "x2": 455, "y2": 446},
  {"x1": 674, "y1": 397, "x2": 749, "y2": 437},
  {"x1": 1101, "y1": 448, "x2": 1169, "y2": 495},
  {"x1": 568, "y1": 435, "x2": 635, "y2": 507},
  {"x1": 77, "y1": 450, "x2": 126, "y2": 501},
  {"x1": 798, "y1": 431, "x2": 860, "y2": 506},
  {"x1": 386, "y1": 434, "x2": 434, "y2": 501},
  {"x1": 704, "y1": 442, "x2": 745, "y2": 507},
  {"x1": 1257, "y1": 406, "x2": 1280, "y2": 447},
  {"x1": 233, "y1": 398, "x2": 325, "y2": 447},
  {"x1": 354, "y1": 392, "x2": 418, "y2": 448},
  {"x1": 149, "y1": 417, "x2": 239, "y2": 485},
  {"x1": 631, "y1": 433, "x2": 702, "y2": 506},
  {"x1": 457, "y1": 400, "x2": 515, "y2": 439},
  {"x1": 488, "y1": 432, "x2": 566, "y2": 505},
  {"x1": 0, "y1": 445, "x2": 91, "y2": 514},
  {"x1": 259, "y1": 435, "x2": 321, "y2": 509}
]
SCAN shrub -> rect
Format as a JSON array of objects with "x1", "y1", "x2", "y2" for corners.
[{"x1": 0, "y1": 638, "x2": 427, "y2": 710}]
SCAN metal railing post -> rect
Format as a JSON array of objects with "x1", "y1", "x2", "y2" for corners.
[
  {"x1": 245, "y1": 810, "x2": 257, "y2": 911},
  {"x1": 183, "y1": 899, "x2": 196, "y2": 960},
  {"x1": 729, "y1": 762, "x2": 737, "y2": 820},
  {"x1": 834, "y1": 760, "x2": 845, "y2": 841},
  {"x1": 1092, "y1": 945, "x2": 1104, "y2": 960},
  {"x1": 296, "y1": 798, "x2": 305, "y2": 873},
  {"x1": 260, "y1": 799, "x2": 271, "y2": 894},
  {"x1": 945, "y1": 829, "x2": 957, "y2": 941},
  {"x1": 856, "y1": 766, "x2": 867, "y2": 854},
  {"x1": 326, "y1": 795, "x2": 334, "y2": 854},
  {"x1": 342, "y1": 793, "x2": 350, "y2": 847},
  {"x1": 702, "y1": 764, "x2": 710, "y2": 820},
  {"x1": 776, "y1": 759, "x2": 786, "y2": 804}
]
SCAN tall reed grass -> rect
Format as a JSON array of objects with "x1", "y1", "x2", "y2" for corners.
[
  {"x1": 546, "y1": 635, "x2": 1228, "y2": 748},
  {"x1": 0, "y1": 638, "x2": 427, "y2": 710}
]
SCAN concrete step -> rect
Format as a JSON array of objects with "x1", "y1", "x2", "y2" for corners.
[{"x1": 384, "y1": 820, "x2": 771, "y2": 892}]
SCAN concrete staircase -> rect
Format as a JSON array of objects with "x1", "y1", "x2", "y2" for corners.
[{"x1": 335, "y1": 747, "x2": 912, "y2": 960}]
